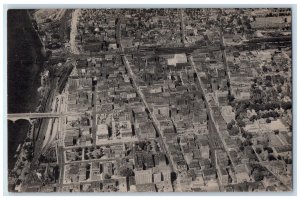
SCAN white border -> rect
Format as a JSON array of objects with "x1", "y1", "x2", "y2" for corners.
[{"x1": 1, "y1": 1, "x2": 300, "y2": 200}]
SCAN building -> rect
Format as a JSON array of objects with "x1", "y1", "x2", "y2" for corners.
[
  {"x1": 220, "y1": 106, "x2": 236, "y2": 124},
  {"x1": 90, "y1": 162, "x2": 102, "y2": 181},
  {"x1": 118, "y1": 177, "x2": 128, "y2": 192},
  {"x1": 139, "y1": 121, "x2": 156, "y2": 139},
  {"x1": 167, "y1": 53, "x2": 188, "y2": 66},
  {"x1": 235, "y1": 164, "x2": 251, "y2": 183},
  {"x1": 135, "y1": 169, "x2": 153, "y2": 185},
  {"x1": 136, "y1": 183, "x2": 156, "y2": 192},
  {"x1": 153, "y1": 172, "x2": 162, "y2": 183},
  {"x1": 250, "y1": 16, "x2": 291, "y2": 30},
  {"x1": 119, "y1": 120, "x2": 133, "y2": 138},
  {"x1": 97, "y1": 124, "x2": 109, "y2": 141}
]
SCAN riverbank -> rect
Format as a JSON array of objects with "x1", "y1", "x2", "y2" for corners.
[
  {"x1": 8, "y1": 9, "x2": 76, "y2": 192},
  {"x1": 7, "y1": 10, "x2": 48, "y2": 171}
]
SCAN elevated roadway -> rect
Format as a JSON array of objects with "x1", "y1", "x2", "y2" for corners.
[{"x1": 7, "y1": 112, "x2": 81, "y2": 123}]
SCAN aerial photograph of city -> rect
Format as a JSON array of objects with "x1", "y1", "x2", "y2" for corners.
[{"x1": 7, "y1": 8, "x2": 292, "y2": 193}]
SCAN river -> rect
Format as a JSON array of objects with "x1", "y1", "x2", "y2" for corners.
[{"x1": 7, "y1": 10, "x2": 45, "y2": 171}]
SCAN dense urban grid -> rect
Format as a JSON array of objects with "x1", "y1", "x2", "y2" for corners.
[{"x1": 8, "y1": 8, "x2": 292, "y2": 192}]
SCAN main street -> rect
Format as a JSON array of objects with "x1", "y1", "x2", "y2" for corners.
[
  {"x1": 91, "y1": 78, "x2": 98, "y2": 146},
  {"x1": 116, "y1": 17, "x2": 176, "y2": 191},
  {"x1": 180, "y1": 9, "x2": 237, "y2": 174},
  {"x1": 120, "y1": 52, "x2": 176, "y2": 172}
]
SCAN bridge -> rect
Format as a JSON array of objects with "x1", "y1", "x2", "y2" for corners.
[
  {"x1": 7, "y1": 113, "x2": 61, "y2": 123},
  {"x1": 7, "y1": 112, "x2": 85, "y2": 123}
]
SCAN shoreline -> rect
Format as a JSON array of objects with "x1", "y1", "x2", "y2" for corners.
[
  {"x1": 7, "y1": 9, "x2": 47, "y2": 172},
  {"x1": 9, "y1": 9, "x2": 75, "y2": 191},
  {"x1": 8, "y1": 10, "x2": 51, "y2": 188}
]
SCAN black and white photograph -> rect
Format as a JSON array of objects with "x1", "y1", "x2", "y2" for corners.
[{"x1": 2, "y1": 1, "x2": 297, "y2": 196}]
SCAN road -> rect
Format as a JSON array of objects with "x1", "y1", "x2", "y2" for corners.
[
  {"x1": 92, "y1": 80, "x2": 97, "y2": 145},
  {"x1": 121, "y1": 54, "x2": 175, "y2": 170},
  {"x1": 252, "y1": 146, "x2": 292, "y2": 191},
  {"x1": 180, "y1": 9, "x2": 186, "y2": 47},
  {"x1": 57, "y1": 146, "x2": 65, "y2": 191},
  {"x1": 180, "y1": 11, "x2": 292, "y2": 190},
  {"x1": 16, "y1": 9, "x2": 292, "y2": 192},
  {"x1": 189, "y1": 55, "x2": 237, "y2": 171},
  {"x1": 70, "y1": 9, "x2": 81, "y2": 54},
  {"x1": 55, "y1": 9, "x2": 66, "y2": 21},
  {"x1": 7, "y1": 112, "x2": 60, "y2": 121},
  {"x1": 7, "y1": 111, "x2": 83, "y2": 119},
  {"x1": 116, "y1": 17, "x2": 176, "y2": 175},
  {"x1": 220, "y1": 31, "x2": 231, "y2": 93},
  {"x1": 179, "y1": 9, "x2": 236, "y2": 173},
  {"x1": 31, "y1": 82, "x2": 57, "y2": 166}
]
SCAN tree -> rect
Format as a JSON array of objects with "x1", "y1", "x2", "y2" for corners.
[
  {"x1": 39, "y1": 155, "x2": 46, "y2": 163},
  {"x1": 268, "y1": 155, "x2": 276, "y2": 161},
  {"x1": 285, "y1": 158, "x2": 292, "y2": 164},
  {"x1": 229, "y1": 126, "x2": 239, "y2": 136},
  {"x1": 242, "y1": 139, "x2": 253, "y2": 147},
  {"x1": 264, "y1": 147, "x2": 273, "y2": 153},
  {"x1": 119, "y1": 167, "x2": 134, "y2": 177},
  {"x1": 104, "y1": 174, "x2": 111, "y2": 179},
  {"x1": 138, "y1": 142, "x2": 147, "y2": 150},
  {"x1": 239, "y1": 146, "x2": 245, "y2": 151},
  {"x1": 256, "y1": 148, "x2": 262, "y2": 154},
  {"x1": 254, "y1": 173, "x2": 264, "y2": 182},
  {"x1": 228, "y1": 94, "x2": 235, "y2": 103},
  {"x1": 26, "y1": 153, "x2": 33, "y2": 162},
  {"x1": 237, "y1": 120, "x2": 246, "y2": 127},
  {"x1": 277, "y1": 85, "x2": 282, "y2": 93},
  {"x1": 253, "y1": 170, "x2": 264, "y2": 181},
  {"x1": 250, "y1": 115, "x2": 257, "y2": 122},
  {"x1": 227, "y1": 120, "x2": 236, "y2": 130},
  {"x1": 242, "y1": 132, "x2": 253, "y2": 140},
  {"x1": 281, "y1": 101, "x2": 292, "y2": 110},
  {"x1": 262, "y1": 66, "x2": 269, "y2": 72}
]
